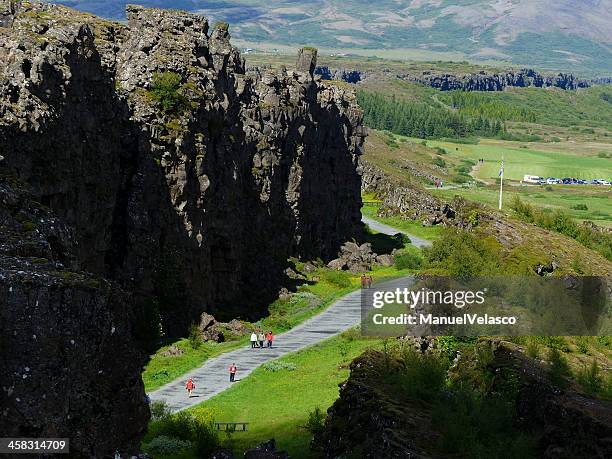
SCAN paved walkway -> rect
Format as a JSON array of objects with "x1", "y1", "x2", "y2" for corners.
[
  {"x1": 149, "y1": 216, "x2": 418, "y2": 412},
  {"x1": 361, "y1": 215, "x2": 432, "y2": 248}
]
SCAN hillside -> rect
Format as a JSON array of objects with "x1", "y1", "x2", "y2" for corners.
[{"x1": 51, "y1": 0, "x2": 612, "y2": 74}]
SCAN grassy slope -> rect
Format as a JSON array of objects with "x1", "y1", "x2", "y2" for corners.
[{"x1": 189, "y1": 331, "x2": 382, "y2": 458}]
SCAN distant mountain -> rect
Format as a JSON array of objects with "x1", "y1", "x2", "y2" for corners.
[{"x1": 49, "y1": 0, "x2": 612, "y2": 74}]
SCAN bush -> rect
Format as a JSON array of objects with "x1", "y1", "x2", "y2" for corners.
[
  {"x1": 526, "y1": 340, "x2": 540, "y2": 359},
  {"x1": 393, "y1": 248, "x2": 423, "y2": 270},
  {"x1": 321, "y1": 270, "x2": 351, "y2": 288},
  {"x1": 571, "y1": 203, "x2": 588, "y2": 211},
  {"x1": 147, "y1": 410, "x2": 220, "y2": 457},
  {"x1": 423, "y1": 229, "x2": 503, "y2": 276},
  {"x1": 548, "y1": 348, "x2": 571, "y2": 388},
  {"x1": 577, "y1": 360, "x2": 604, "y2": 395},
  {"x1": 146, "y1": 436, "x2": 192, "y2": 456},
  {"x1": 150, "y1": 400, "x2": 172, "y2": 421},
  {"x1": 433, "y1": 157, "x2": 446, "y2": 168},
  {"x1": 149, "y1": 72, "x2": 189, "y2": 114},
  {"x1": 304, "y1": 406, "x2": 326, "y2": 436},
  {"x1": 396, "y1": 348, "x2": 448, "y2": 401},
  {"x1": 188, "y1": 324, "x2": 203, "y2": 350}
]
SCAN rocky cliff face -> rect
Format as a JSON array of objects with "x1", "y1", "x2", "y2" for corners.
[
  {"x1": 399, "y1": 68, "x2": 589, "y2": 91},
  {"x1": 0, "y1": 1, "x2": 365, "y2": 455}
]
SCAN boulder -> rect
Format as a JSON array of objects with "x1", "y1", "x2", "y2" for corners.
[
  {"x1": 199, "y1": 312, "x2": 217, "y2": 331},
  {"x1": 376, "y1": 254, "x2": 394, "y2": 267}
]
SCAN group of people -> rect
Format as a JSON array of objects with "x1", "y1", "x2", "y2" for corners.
[
  {"x1": 433, "y1": 178, "x2": 444, "y2": 189},
  {"x1": 184, "y1": 331, "x2": 277, "y2": 397},
  {"x1": 360, "y1": 274, "x2": 374, "y2": 289},
  {"x1": 250, "y1": 330, "x2": 274, "y2": 349}
]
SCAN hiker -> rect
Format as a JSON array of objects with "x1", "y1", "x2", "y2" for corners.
[
  {"x1": 229, "y1": 363, "x2": 237, "y2": 382},
  {"x1": 250, "y1": 331, "x2": 258, "y2": 348},
  {"x1": 367, "y1": 275, "x2": 373, "y2": 289},
  {"x1": 258, "y1": 331, "x2": 265, "y2": 349},
  {"x1": 186, "y1": 378, "x2": 195, "y2": 397},
  {"x1": 360, "y1": 274, "x2": 367, "y2": 289},
  {"x1": 267, "y1": 331, "x2": 274, "y2": 348}
]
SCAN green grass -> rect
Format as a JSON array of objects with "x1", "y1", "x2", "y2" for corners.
[
  {"x1": 188, "y1": 331, "x2": 382, "y2": 458},
  {"x1": 430, "y1": 185, "x2": 612, "y2": 227},
  {"x1": 413, "y1": 137, "x2": 611, "y2": 183},
  {"x1": 361, "y1": 204, "x2": 443, "y2": 240}
]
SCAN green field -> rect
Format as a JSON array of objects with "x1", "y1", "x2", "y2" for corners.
[
  {"x1": 410, "y1": 137, "x2": 612, "y2": 183},
  {"x1": 188, "y1": 331, "x2": 381, "y2": 458},
  {"x1": 430, "y1": 185, "x2": 612, "y2": 227}
]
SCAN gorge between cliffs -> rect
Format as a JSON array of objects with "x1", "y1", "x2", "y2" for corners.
[{"x1": 0, "y1": 1, "x2": 366, "y2": 455}]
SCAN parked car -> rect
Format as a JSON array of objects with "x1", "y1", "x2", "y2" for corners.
[{"x1": 546, "y1": 177, "x2": 558, "y2": 184}]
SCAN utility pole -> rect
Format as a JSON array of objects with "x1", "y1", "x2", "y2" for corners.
[{"x1": 498, "y1": 156, "x2": 504, "y2": 210}]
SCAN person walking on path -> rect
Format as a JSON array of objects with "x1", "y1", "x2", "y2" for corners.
[
  {"x1": 229, "y1": 363, "x2": 237, "y2": 382},
  {"x1": 250, "y1": 331, "x2": 258, "y2": 348},
  {"x1": 367, "y1": 275, "x2": 373, "y2": 289},
  {"x1": 185, "y1": 378, "x2": 195, "y2": 397},
  {"x1": 266, "y1": 331, "x2": 274, "y2": 348},
  {"x1": 360, "y1": 274, "x2": 367, "y2": 289},
  {"x1": 258, "y1": 331, "x2": 265, "y2": 349}
]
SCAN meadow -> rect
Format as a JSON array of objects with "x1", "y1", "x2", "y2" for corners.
[{"x1": 421, "y1": 137, "x2": 612, "y2": 183}]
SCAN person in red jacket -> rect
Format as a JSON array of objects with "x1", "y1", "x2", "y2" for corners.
[
  {"x1": 229, "y1": 363, "x2": 237, "y2": 382},
  {"x1": 266, "y1": 331, "x2": 274, "y2": 348},
  {"x1": 185, "y1": 378, "x2": 195, "y2": 397}
]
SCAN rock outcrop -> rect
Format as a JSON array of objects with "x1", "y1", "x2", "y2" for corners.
[
  {"x1": 399, "y1": 68, "x2": 590, "y2": 91},
  {"x1": 0, "y1": 178, "x2": 149, "y2": 456},
  {"x1": 0, "y1": 1, "x2": 365, "y2": 455},
  {"x1": 315, "y1": 66, "x2": 364, "y2": 84},
  {"x1": 317, "y1": 342, "x2": 612, "y2": 458}
]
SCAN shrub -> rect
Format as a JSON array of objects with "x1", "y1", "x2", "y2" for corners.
[
  {"x1": 571, "y1": 203, "x2": 588, "y2": 211},
  {"x1": 577, "y1": 360, "x2": 604, "y2": 395},
  {"x1": 433, "y1": 157, "x2": 446, "y2": 168},
  {"x1": 393, "y1": 248, "x2": 423, "y2": 270},
  {"x1": 548, "y1": 348, "x2": 571, "y2": 388},
  {"x1": 146, "y1": 436, "x2": 192, "y2": 456},
  {"x1": 149, "y1": 72, "x2": 189, "y2": 114},
  {"x1": 304, "y1": 406, "x2": 326, "y2": 436},
  {"x1": 150, "y1": 400, "x2": 172, "y2": 421},
  {"x1": 396, "y1": 348, "x2": 447, "y2": 401},
  {"x1": 423, "y1": 229, "x2": 503, "y2": 276},
  {"x1": 188, "y1": 323, "x2": 203, "y2": 350},
  {"x1": 526, "y1": 340, "x2": 540, "y2": 359},
  {"x1": 321, "y1": 270, "x2": 351, "y2": 288},
  {"x1": 147, "y1": 410, "x2": 219, "y2": 457}
]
